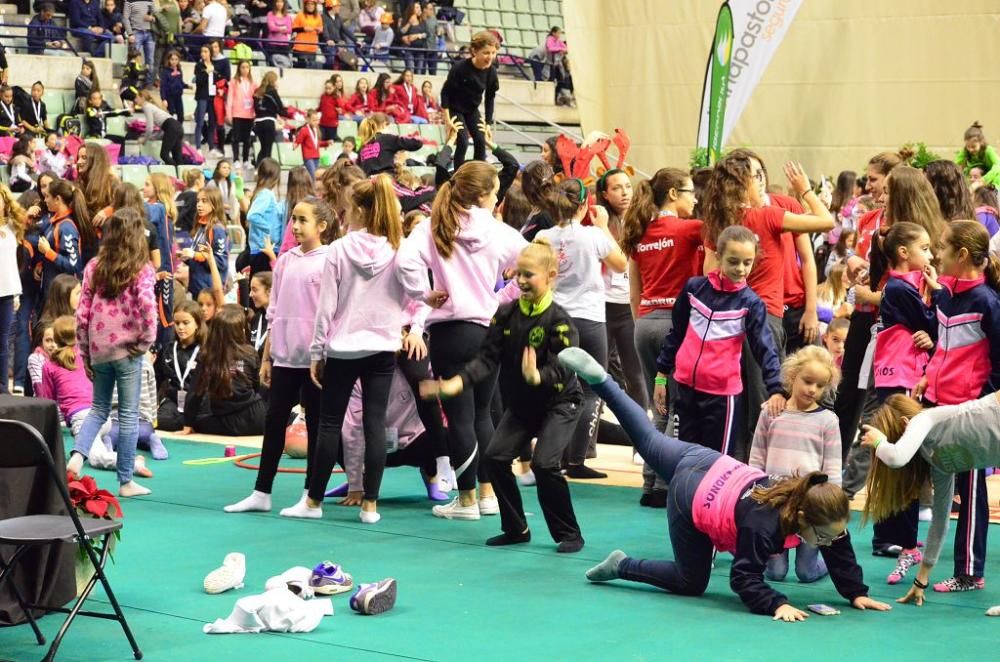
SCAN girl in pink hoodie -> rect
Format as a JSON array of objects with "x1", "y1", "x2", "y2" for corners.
[
  {"x1": 283, "y1": 175, "x2": 406, "y2": 524},
  {"x1": 225, "y1": 195, "x2": 337, "y2": 515},
  {"x1": 225, "y1": 60, "x2": 258, "y2": 171},
  {"x1": 397, "y1": 160, "x2": 527, "y2": 521}
]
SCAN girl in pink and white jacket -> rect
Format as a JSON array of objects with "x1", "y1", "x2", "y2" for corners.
[
  {"x1": 282, "y1": 175, "x2": 407, "y2": 524},
  {"x1": 226, "y1": 195, "x2": 334, "y2": 515},
  {"x1": 67, "y1": 208, "x2": 157, "y2": 497},
  {"x1": 396, "y1": 161, "x2": 527, "y2": 521},
  {"x1": 225, "y1": 60, "x2": 258, "y2": 171},
  {"x1": 559, "y1": 347, "x2": 889, "y2": 620}
]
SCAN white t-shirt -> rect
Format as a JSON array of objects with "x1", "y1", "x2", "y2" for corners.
[
  {"x1": 0, "y1": 224, "x2": 22, "y2": 298},
  {"x1": 202, "y1": 2, "x2": 228, "y2": 38},
  {"x1": 536, "y1": 223, "x2": 614, "y2": 323}
]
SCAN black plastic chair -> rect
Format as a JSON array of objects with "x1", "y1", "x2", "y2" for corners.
[{"x1": 0, "y1": 419, "x2": 142, "y2": 661}]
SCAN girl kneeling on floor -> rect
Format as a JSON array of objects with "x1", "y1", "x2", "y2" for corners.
[
  {"x1": 421, "y1": 240, "x2": 587, "y2": 553},
  {"x1": 559, "y1": 345, "x2": 890, "y2": 619}
]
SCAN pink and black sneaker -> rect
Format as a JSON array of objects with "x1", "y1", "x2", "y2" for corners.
[
  {"x1": 887, "y1": 549, "x2": 922, "y2": 585},
  {"x1": 933, "y1": 575, "x2": 985, "y2": 592}
]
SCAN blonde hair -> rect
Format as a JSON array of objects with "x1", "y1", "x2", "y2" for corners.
[
  {"x1": 358, "y1": 112, "x2": 389, "y2": 146},
  {"x1": 781, "y1": 345, "x2": 840, "y2": 397},
  {"x1": 522, "y1": 237, "x2": 558, "y2": 274},
  {"x1": 149, "y1": 172, "x2": 177, "y2": 224},
  {"x1": 50, "y1": 315, "x2": 79, "y2": 370},
  {"x1": 817, "y1": 262, "x2": 847, "y2": 309},
  {"x1": 0, "y1": 183, "x2": 27, "y2": 243},
  {"x1": 862, "y1": 395, "x2": 929, "y2": 523},
  {"x1": 183, "y1": 167, "x2": 205, "y2": 189},
  {"x1": 351, "y1": 174, "x2": 402, "y2": 249}
]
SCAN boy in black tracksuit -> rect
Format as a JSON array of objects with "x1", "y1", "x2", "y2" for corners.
[{"x1": 441, "y1": 277, "x2": 586, "y2": 552}]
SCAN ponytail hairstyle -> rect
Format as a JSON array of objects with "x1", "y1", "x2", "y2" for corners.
[
  {"x1": 299, "y1": 195, "x2": 341, "y2": 244},
  {"x1": 499, "y1": 182, "x2": 530, "y2": 230},
  {"x1": 431, "y1": 161, "x2": 498, "y2": 258},
  {"x1": 882, "y1": 221, "x2": 929, "y2": 270},
  {"x1": 149, "y1": 172, "x2": 178, "y2": 224},
  {"x1": 92, "y1": 208, "x2": 149, "y2": 299},
  {"x1": 974, "y1": 185, "x2": 999, "y2": 211},
  {"x1": 351, "y1": 174, "x2": 402, "y2": 249},
  {"x1": 751, "y1": 472, "x2": 850, "y2": 536},
  {"x1": 544, "y1": 177, "x2": 587, "y2": 226},
  {"x1": 112, "y1": 181, "x2": 146, "y2": 216},
  {"x1": 358, "y1": 112, "x2": 390, "y2": 147},
  {"x1": 48, "y1": 179, "x2": 96, "y2": 250},
  {"x1": 862, "y1": 394, "x2": 929, "y2": 523},
  {"x1": 50, "y1": 315, "x2": 79, "y2": 371},
  {"x1": 195, "y1": 303, "x2": 255, "y2": 400},
  {"x1": 715, "y1": 224, "x2": 757, "y2": 257},
  {"x1": 868, "y1": 146, "x2": 914, "y2": 177},
  {"x1": 702, "y1": 153, "x2": 753, "y2": 245},
  {"x1": 254, "y1": 70, "x2": 278, "y2": 99},
  {"x1": 923, "y1": 160, "x2": 975, "y2": 221},
  {"x1": 521, "y1": 236, "x2": 558, "y2": 275},
  {"x1": 944, "y1": 220, "x2": 1000, "y2": 292},
  {"x1": 883, "y1": 165, "x2": 945, "y2": 251},
  {"x1": 521, "y1": 160, "x2": 555, "y2": 209},
  {"x1": 619, "y1": 167, "x2": 688, "y2": 256}
]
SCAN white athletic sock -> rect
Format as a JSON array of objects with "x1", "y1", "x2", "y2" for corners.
[
  {"x1": 280, "y1": 500, "x2": 322, "y2": 519},
  {"x1": 224, "y1": 490, "x2": 272, "y2": 513},
  {"x1": 119, "y1": 480, "x2": 151, "y2": 497}
]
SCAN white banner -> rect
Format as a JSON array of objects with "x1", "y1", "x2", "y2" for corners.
[{"x1": 721, "y1": 0, "x2": 803, "y2": 144}]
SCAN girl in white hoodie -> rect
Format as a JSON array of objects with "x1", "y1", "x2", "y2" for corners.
[
  {"x1": 225, "y1": 196, "x2": 337, "y2": 514},
  {"x1": 397, "y1": 161, "x2": 528, "y2": 521},
  {"x1": 283, "y1": 175, "x2": 406, "y2": 524}
]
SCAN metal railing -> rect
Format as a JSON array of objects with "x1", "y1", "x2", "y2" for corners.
[{"x1": 0, "y1": 20, "x2": 119, "y2": 57}]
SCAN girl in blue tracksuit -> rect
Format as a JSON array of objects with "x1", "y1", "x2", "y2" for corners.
[
  {"x1": 38, "y1": 180, "x2": 93, "y2": 298},
  {"x1": 159, "y1": 49, "x2": 191, "y2": 122},
  {"x1": 182, "y1": 186, "x2": 230, "y2": 298},
  {"x1": 654, "y1": 225, "x2": 785, "y2": 457},
  {"x1": 906, "y1": 220, "x2": 1000, "y2": 593}
]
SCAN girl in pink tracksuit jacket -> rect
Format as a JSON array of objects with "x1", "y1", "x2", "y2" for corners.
[
  {"x1": 225, "y1": 196, "x2": 336, "y2": 515},
  {"x1": 284, "y1": 175, "x2": 408, "y2": 525}
]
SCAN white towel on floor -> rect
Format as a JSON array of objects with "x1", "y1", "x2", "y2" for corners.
[{"x1": 203, "y1": 588, "x2": 333, "y2": 634}]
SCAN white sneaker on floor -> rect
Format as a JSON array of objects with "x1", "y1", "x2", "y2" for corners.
[
  {"x1": 478, "y1": 495, "x2": 499, "y2": 515},
  {"x1": 517, "y1": 470, "x2": 536, "y2": 487},
  {"x1": 919, "y1": 507, "x2": 932, "y2": 522},
  {"x1": 432, "y1": 497, "x2": 480, "y2": 520},
  {"x1": 633, "y1": 452, "x2": 644, "y2": 466},
  {"x1": 204, "y1": 552, "x2": 246, "y2": 594}
]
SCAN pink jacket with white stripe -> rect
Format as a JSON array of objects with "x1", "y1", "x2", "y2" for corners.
[{"x1": 656, "y1": 271, "x2": 782, "y2": 397}]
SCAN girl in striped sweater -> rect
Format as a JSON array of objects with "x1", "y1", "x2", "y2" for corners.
[{"x1": 749, "y1": 345, "x2": 842, "y2": 583}]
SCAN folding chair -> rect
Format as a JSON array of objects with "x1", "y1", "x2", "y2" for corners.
[{"x1": 0, "y1": 419, "x2": 142, "y2": 662}]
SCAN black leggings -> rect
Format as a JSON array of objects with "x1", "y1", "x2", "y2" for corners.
[
  {"x1": 834, "y1": 311, "x2": 875, "y2": 462},
  {"x1": 428, "y1": 321, "x2": 498, "y2": 491},
  {"x1": 308, "y1": 352, "x2": 395, "y2": 502},
  {"x1": 448, "y1": 108, "x2": 486, "y2": 170},
  {"x1": 230, "y1": 117, "x2": 254, "y2": 163},
  {"x1": 254, "y1": 365, "x2": 322, "y2": 494},
  {"x1": 255, "y1": 120, "x2": 277, "y2": 165},
  {"x1": 605, "y1": 302, "x2": 647, "y2": 409},
  {"x1": 396, "y1": 349, "x2": 449, "y2": 460},
  {"x1": 192, "y1": 400, "x2": 267, "y2": 436},
  {"x1": 160, "y1": 118, "x2": 185, "y2": 166},
  {"x1": 566, "y1": 318, "x2": 607, "y2": 465}
]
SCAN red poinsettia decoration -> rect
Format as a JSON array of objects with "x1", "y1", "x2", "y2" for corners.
[{"x1": 67, "y1": 472, "x2": 123, "y2": 520}]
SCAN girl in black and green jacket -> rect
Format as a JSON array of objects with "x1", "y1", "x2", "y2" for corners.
[{"x1": 421, "y1": 239, "x2": 586, "y2": 553}]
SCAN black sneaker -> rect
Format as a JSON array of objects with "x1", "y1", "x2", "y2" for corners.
[{"x1": 565, "y1": 464, "x2": 607, "y2": 479}]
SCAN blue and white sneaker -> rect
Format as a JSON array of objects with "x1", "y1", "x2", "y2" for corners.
[
  {"x1": 349, "y1": 578, "x2": 397, "y2": 615},
  {"x1": 309, "y1": 561, "x2": 354, "y2": 595}
]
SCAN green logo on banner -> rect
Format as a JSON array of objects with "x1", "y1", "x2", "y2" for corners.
[{"x1": 707, "y1": 4, "x2": 734, "y2": 164}]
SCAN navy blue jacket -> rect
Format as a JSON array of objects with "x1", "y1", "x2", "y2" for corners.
[
  {"x1": 28, "y1": 15, "x2": 65, "y2": 55},
  {"x1": 160, "y1": 66, "x2": 188, "y2": 98},
  {"x1": 69, "y1": 0, "x2": 101, "y2": 30}
]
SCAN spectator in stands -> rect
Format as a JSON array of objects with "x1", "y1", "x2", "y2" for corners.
[
  {"x1": 398, "y1": 2, "x2": 427, "y2": 74},
  {"x1": 265, "y1": 0, "x2": 294, "y2": 67},
  {"x1": 180, "y1": 0, "x2": 203, "y2": 34},
  {"x1": 99, "y1": 0, "x2": 126, "y2": 45},
  {"x1": 345, "y1": 76, "x2": 371, "y2": 119},
  {"x1": 134, "y1": 89, "x2": 185, "y2": 166},
  {"x1": 70, "y1": 0, "x2": 108, "y2": 57},
  {"x1": 292, "y1": 0, "x2": 325, "y2": 69},
  {"x1": 357, "y1": 0, "x2": 384, "y2": 42},
  {"x1": 28, "y1": 3, "x2": 72, "y2": 56},
  {"x1": 84, "y1": 90, "x2": 129, "y2": 147},
  {"x1": 19, "y1": 81, "x2": 48, "y2": 137},
  {"x1": 339, "y1": 0, "x2": 360, "y2": 31},
  {"x1": 248, "y1": 0, "x2": 270, "y2": 39},
  {"x1": 320, "y1": 0, "x2": 356, "y2": 68},
  {"x1": 124, "y1": 0, "x2": 157, "y2": 86},
  {"x1": 391, "y1": 69, "x2": 428, "y2": 124},
  {"x1": 420, "y1": 79, "x2": 442, "y2": 122},
  {"x1": 370, "y1": 12, "x2": 394, "y2": 63},
  {"x1": 421, "y1": 2, "x2": 439, "y2": 75},
  {"x1": 369, "y1": 72, "x2": 407, "y2": 122},
  {"x1": 200, "y1": 0, "x2": 230, "y2": 39},
  {"x1": 225, "y1": 60, "x2": 258, "y2": 171}
]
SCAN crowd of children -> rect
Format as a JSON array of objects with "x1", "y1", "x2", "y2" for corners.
[{"x1": 6, "y1": 22, "x2": 1000, "y2": 620}]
